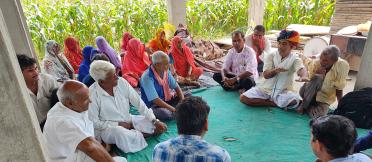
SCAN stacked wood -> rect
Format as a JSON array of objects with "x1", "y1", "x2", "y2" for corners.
[{"x1": 330, "y1": 0, "x2": 372, "y2": 33}]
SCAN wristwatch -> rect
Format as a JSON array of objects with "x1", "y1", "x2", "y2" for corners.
[
  {"x1": 152, "y1": 119, "x2": 160, "y2": 125},
  {"x1": 236, "y1": 76, "x2": 240, "y2": 82}
]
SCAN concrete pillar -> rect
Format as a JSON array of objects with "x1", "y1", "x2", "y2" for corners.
[
  {"x1": 166, "y1": 0, "x2": 187, "y2": 27},
  {"x1": 355, "y1": 25, "x2": 372, "y2": 90},
  {"x1": 0, "y1": 0, "x2": 38, "y2": 60},
  {"x1": 0, "y1": 8, "x2": 48, "y2": 162},
  {"x1": 248, "y1": 0, "x2": 265, "y2": 28}
]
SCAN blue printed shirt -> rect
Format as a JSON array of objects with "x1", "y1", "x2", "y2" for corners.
[{"x1": 153, "y1": 135, "x2": 231, "y2": 162}]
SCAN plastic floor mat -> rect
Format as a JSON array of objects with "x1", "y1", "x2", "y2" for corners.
[{"x1": 116, "y1": 86, "x2": 371, "y2": 162}]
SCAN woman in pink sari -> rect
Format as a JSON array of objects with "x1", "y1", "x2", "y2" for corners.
[{"x1": 122, "y1": 38, "x2": 151, "y2": 87}]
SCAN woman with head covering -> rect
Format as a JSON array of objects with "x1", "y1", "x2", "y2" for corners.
[
  {"x1": 82, "y1": 54, "x2": 110, "y2": 87},
  {"x1": 95, "y1": 36, "x2": 122, "y2": 74},
  {"x1": 120, "y1": 32, "x2": 134, "y2": 56},
  {"x1": 64, "y1": 36, "x2": 83, "y2": 73},
  {"x1": 77, "y1": 46, "x2": 99, "y2": 82},
  {"x1": 122, "y1": 38, "x2": 151, "y2": 87},
  {"x1": 42, "y1": 40, "x2": 74, "y2": 81},
  {"x1": 148, "y1": 28, "x2": 171, "y2": 53},
  {"x1": 170, "y1": 36, "x2": 203, "y2": 86}
]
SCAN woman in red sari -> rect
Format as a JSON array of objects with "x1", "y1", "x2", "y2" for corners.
[
  {"x1": 120, "y1": 32, "x2": 134, "y2": 56},
  {"x1": 122, "y1": 38, "x2": 151, "y2": 87},
  {"x1": 64, "y1": 36, "x2": 83, "y2": 73},
  {"x1": 170, "y1": 36, "x2": 203, "y2": 86}
]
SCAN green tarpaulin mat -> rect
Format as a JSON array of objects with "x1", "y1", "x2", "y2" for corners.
[{"x1": 116, "y1": 86, "x2": 371, "y2": 162}]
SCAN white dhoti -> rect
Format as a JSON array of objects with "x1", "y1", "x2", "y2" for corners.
[
  {"x1": 243, "y1": 87, "x2": 301, "y2": 109},
  {"x1": 244, "y1": 51, "x2": 304, "y2": 109},
  {"x1": 77, "y1": 153, "x2": 127, "y2": 162},
  {"x1": 100, "y1": 115, "x2": 155, "y2": 153}
]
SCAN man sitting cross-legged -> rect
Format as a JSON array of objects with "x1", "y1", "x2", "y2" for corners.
[
  {"x1": 153, "y1": 96, "x2": 231, "y2": 162},
  {"x1": 88, "y1": 60, "x2": 167, "y2": 153},
  {"x1": 213, "y1": 30, "x2": 258, "y2": 94},
  {"x1": 240, "y1": 30, "x2": 308, "y2": 109},
  {"x1": 43, "y1": 80, "x2": 126, "y2": 162}
]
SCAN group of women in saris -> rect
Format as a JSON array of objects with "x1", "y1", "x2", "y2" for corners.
[
  {"x1": 120, "y1": 28, "x2": 203, "y2": 87},
  {"x1": 41, "y1": 27, "x2": 203, "y2": 88}
]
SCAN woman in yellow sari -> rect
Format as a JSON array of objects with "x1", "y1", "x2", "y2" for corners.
[{"x1": 148, "y1": 28, "x2": 171, "y2": 53}]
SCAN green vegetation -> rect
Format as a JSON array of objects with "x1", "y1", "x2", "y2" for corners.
[
  {"x1": 186, "y1": 0, "x2": 249, "y2": 39},
  {"x1": 21, "y1": 0, "x2": 168, "y2": 58},
  {"x1": 21, "y1": 0, "x2": 335, "y2": 58},
  {"x1": 264, "y1": 0, "x2": 335, "y2": 30}
]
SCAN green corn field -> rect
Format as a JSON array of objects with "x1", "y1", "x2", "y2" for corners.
[
  {"x1": 20, "y1": 0, "x2": 335, "y2": 59},
  {"x1": 264, "y1": 0, "x2": 335, "y2": 31}
]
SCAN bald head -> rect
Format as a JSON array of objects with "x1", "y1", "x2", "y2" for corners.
[{"x1": 57, "y1": 80, "x2": 90, "y2": 112}]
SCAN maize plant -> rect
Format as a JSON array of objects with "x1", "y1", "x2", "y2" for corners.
[
  {"x1": 264, "y1": 0, "x2": 335, "y2": 31},
  {"x1": 21, "y1": 0, "x2": 334, "y2": 59}
]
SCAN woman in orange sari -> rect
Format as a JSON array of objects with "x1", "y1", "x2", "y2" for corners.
[
  {"x1": 64, "y1": 36, "x2": 83, "y2": 73},
  {"x1": 148, "y1": 28, "x2": 171, "y2": 53},
  {"x1": 122, "y1": 38, "x2": 151, "y2": 87},
  {"x1": 170, "y1": 36, "x2": 203, "y2": 86}
]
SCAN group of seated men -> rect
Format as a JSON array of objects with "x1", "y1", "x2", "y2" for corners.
[
  {"x1": 17, "y1": 51, "x2": 231, "y2": 162},
  {"x1": 15, "y1": 24, "x2": 371, "y2": 162},
  {"x1": 214, "y1": 26, "x2": 350, "y2": 119}
]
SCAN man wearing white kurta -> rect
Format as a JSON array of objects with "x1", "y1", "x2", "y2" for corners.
[
  {"x1": 88, "y1": 60, "x2": 167, "y2": 153},
  {"x1": 17, "y1": 54, "x2": 60, "y2": 124},
  {"x1": 44, "y1": 80, "x2": 126, "y2": 162},
  {"x1": 240, "y1": 30, "x2": 308, "y2": 109}
]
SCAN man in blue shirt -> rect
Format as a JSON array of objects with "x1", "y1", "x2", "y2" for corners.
[
  {"x1": 310, "y1": 115, "x2": 371, "y2": 162},
  {"x1": 152, "y1": 96, "x2": 231, "y2": 162},
  {"x1": 140, "y1": 51, "x2": 184, "y2": 121}
]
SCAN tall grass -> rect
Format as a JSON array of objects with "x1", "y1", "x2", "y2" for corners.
[
  {"x1": 264, "y1": 0, "x2": 335, "y2": 30},
  {"x1": 21, "y1": 0, "x2": 168, "y2": 59},
  {"x1": 186, "y1": 0, "x2": 249, "y2": 39},
  {"x1": 21, "y1": 0, "x2": 335, "y2": 59}
]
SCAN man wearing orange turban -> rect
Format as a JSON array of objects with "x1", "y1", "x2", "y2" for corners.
[{"x1": 240, "y1": 30, "x2": 308, "y2": 110}]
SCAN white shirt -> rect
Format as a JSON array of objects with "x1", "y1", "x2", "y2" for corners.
[
  {"x1": 88, "y1": 77, "x2": 156, "y2": 131},
  {"x1": 223, "y1": 45, "x2": 259, "y2": 79},
  {"x1": 28, "y1": 73, "x2": 59, "y2": 123},
  {"x1": 43, "y1": 102, "x2": 94, "y2": 162},
  {"x1": 260, "y1": 51, "x2": 304, "y2": 94}
]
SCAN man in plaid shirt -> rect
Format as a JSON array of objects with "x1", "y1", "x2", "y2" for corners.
[{"x1": 152, "y1": 96, "x2": 231, "y2": 162}]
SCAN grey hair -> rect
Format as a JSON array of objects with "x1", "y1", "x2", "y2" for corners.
[
  {"x1": 322, "y1": 45, "x2": 340, "y2": 61},
  {"x1": 151, "y1": 51, "x2": 169, "y2": 65},
  {"x1": 57, "y1": 83, "x2": 76, "y2": 103},
  {"x1": 89, "y1": 60, "x2": 115, "y2": 81}
]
